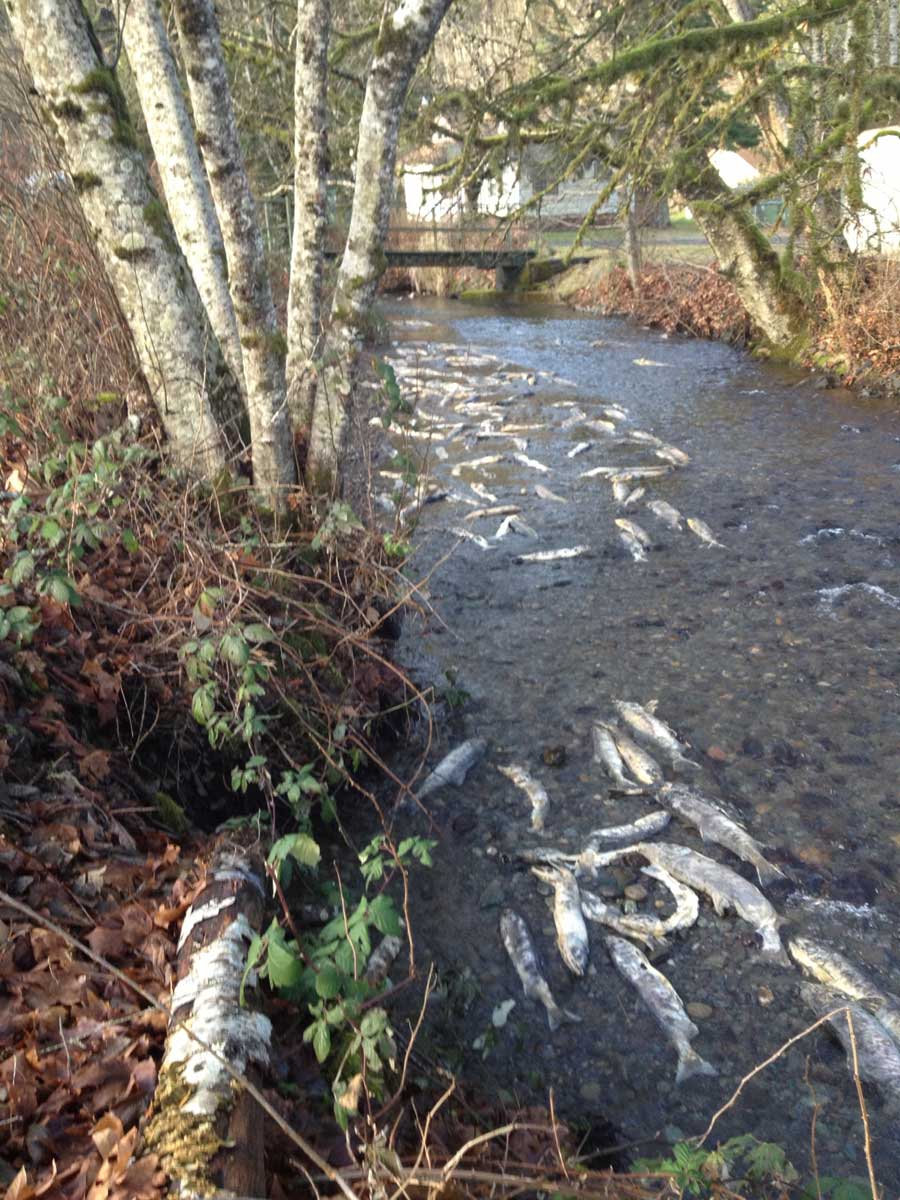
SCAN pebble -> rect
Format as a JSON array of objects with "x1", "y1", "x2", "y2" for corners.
[
  {"x1": 757, "y1": 986, "x2": 775, "y2": 1007},
  {"x1": 579, "y1": 1081, "x2": 603, "y2": 1104},
  {"x1": 623, "y1": 883, "x2": 648, "y2": 902},
  {"x1": 686, "y1": 1002, "x2": 714, "y2": 1020}
]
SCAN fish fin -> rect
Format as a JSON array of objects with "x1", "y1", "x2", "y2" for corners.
[
  {"x1": 755, "y1": 859, "x2": 785, "y2": 888},
  {"x1": 546, "y1": 1003, "x2": 580, "y2": 1031},
  {"x1": 673, "y1": 756, "x2": 702, "y2": 773},
  {"x1": 676, "y1": 1048, "x2": 718, "y2": 1085}
]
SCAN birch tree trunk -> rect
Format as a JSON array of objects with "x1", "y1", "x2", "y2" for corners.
[
  {"x1": 686, "y1": 159, "x2": 807, "y2": 350},
  {"x1": 305, "y1": 0, "x2": 454, "y2": 492},
  {"x1": 286, "y1": 0, "x2": 330, "y2": 435},
  {"x1": 173, "y1": 0, "x2": 297, "y2": 507},
  {"x1": 890, "y1": 0, "x2": 899, "y2": 65},
  {"x1": 6, "y1": 0, "x2": 234, "y2": 478},
  {"x1": 144, "y1": 848, "x2": 270, "y2": 1197},
  {"x1": 121, "y1": 0, "x2": 247, "y2": 401}
]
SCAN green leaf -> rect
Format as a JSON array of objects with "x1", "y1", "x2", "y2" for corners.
[
  {"x1": 368, "y1": 894, "x2": 402, "y2": 936},
  {"x1": 360, "y1": 1008, "x2": 387, "y2": 1039},
  {"x1": 267, "y1": 934, "x2": 304, "y2": 991},
  {"x1": 315, "y1": 964, "x2": 342, "y2": 1000},
  {"x1": 312, "y1": 1022, "x2": 331, "y2": 1063},
  {"x1": 287, "y1": 833, "x2": 321, "y2": 869},
  {"x1": 191, "y1": 682, "x2": 217, "y2": 725},
  {"x1": 243, "y1": 622, "x2": 272, "y2": 643},
  {"x1": 40, "y1": 518, "x2": 64, "y2": 547},
  {"x1": 121, "y1": 528, "x2": 139, "y2": 554},
  {"x1": 10, "y1": 551, "x2": 35, "y2": 586},
  {"x1": 220, "y1": 632, "x2": 249, "y2": 667}
]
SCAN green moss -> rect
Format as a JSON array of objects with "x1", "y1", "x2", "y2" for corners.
[
  {"x1": 153, "y1": 790, "x2": 190, "y2": 835},
  {"x1": 142, "y1": 197, "x2": 177, "y2": 252},
  {"x1": 71, "y1": 171, "x2": 102, "y2": 194},
  {"x1": 73, "y1": 67, "x2": 137, "y2": 148},
  {"x1": 267, "y1": 329, "x2": 287, "y2": 356},
  {"x1": 52, "y1": 98, "x2": 85, "y2": 121}
]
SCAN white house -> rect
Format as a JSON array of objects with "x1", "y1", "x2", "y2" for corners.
[{"x1": 844, "y1": 127, "x2": 900, "y2": 255}]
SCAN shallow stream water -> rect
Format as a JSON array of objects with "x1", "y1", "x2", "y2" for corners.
[{"x1": 376, "y1": 297, "x2": 900, "y2": 1188}]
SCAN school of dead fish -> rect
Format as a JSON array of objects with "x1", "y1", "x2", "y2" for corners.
[{"x1": 385, "y1": 332, "x2": 900, "y2": 1101}]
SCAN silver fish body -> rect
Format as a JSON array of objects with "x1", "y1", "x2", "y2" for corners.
[
  {"x1": 567, "y1": 441, "x2": 593, "y2": 458},
  {"x1": 512, "y1": 452, "x2": 550, "y2": 473},
  {"x1": 627, "y1": 429, "x2": 664, "y2": 446},
  {"x1": 614, "y1": 518, "x2": 652, "y2": 547},
  {"x1": 450, "y1": 527, "x2": 493, "y2": 550},
  {"x1": 580, "y1": 889, "x2": 667, "y2": 950},
  {"x1": 535, "y1": 484, "x2": 566, "y2": 502},
  {"x1": 584, "y1": 418, "x2": 617, "y2": 435},
  {"x1": 790, "y1": 938, "x2": 900, "y2": 1041},
  {"x1": 599, "y1": 405, "x2": 628, "y2": 420},
  {"x1": 655, "y1": 444, "x2": 690, "y2": 466},
  {"x1": 610, "y1": 728, "x2": 664, "y2": 787},
  {"x1": 586, "y1": 810, "x2": 671, "y2": 844},
  {"x1": 660, "y1": 783, "x2": 782, "y2": 886},
  {"x1": 612, "y1": 479, "x2": 631, "y2": 504},
  {"x1": 605, "y1": 935, "x2": 718, "y2": 1084},
  {"x1": 687, "y1": 517, "x2": 725, "y2": 548},
  {"x1": 515, "y1": 546, "x2": 590, "y2": 563},
  {"x1": 532, "y1": 866, "x2": 590, "y2": 976},
  {"x1": 640, "y1": 864, "x2": 700, "y2": 934},
  {"x1": 464, "y1": 505, "x2": 521, "y2": 522},
  {"x1": 647, "y1": 499, "x2": 684, "y2": 531},
  {"x1": 591, "y1": 722, "x2": 646, "y2": 794},
  {"x1": 624, "y1": 486, "x2": 646, "y2": 509},
  {"x1": 497, "y1": 763, "x2": 550, "y2": 832},
  {"x1": 610, "y1": 466, "x2": 673, "y2": 482},
  {"x1": 415, "y1": 738, "x2": 487, "y2": 801},
  {"x1": 801, "y1": 983, "x2": 900, "y2": 1103},
  {"x1": 500, "y1": 909, "x2": 580, "y2": 1031},
  {"x1": 584, "y1": 842, "x2": 787, "y2": 960},
  {"x1": 618, "y1": 528, "x2": 647, "y2": 562},
  {"x1": 613, "y1": 701, "x2": 698, "y2": 772},
  {"x1": 364, "y1": 935, "x2": 403, "y2": 986}
]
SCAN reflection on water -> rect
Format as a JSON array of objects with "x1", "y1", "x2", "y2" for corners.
[{"x1": 380, "y1": 298, "x2": 900, "y2": 1186}]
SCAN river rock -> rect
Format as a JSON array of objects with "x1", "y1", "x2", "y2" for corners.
[
  {"x1": 686, "y1": 1002, "x2": 713, "y2": 1020},
  {"x1": 623, "y1": 883, "x2": 648, "y2": 902},
  {"x1": 579, "y1": 1081, "x2": 603, "y2": 1104}
]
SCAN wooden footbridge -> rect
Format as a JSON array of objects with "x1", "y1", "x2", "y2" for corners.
[{"x1": 325, "y1": 225, "x2": 591, "y2": 290}]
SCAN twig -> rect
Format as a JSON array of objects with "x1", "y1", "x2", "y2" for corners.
[
  {"x1": 844, "y1": 1008, "x2": 881, "y2": 1200},
  {"x1": 549, "y1": 1086, "x2": 570, "y2": 1179},
  {"x1": 696, "y1": 1008, "x2": 851, "y2": 1147}
]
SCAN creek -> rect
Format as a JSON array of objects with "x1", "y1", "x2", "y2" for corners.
[{"x1": 377, "y1": 297, "x2": 900, "y2": 1187}]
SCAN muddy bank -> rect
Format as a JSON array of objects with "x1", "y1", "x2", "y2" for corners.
[{"x1": 374, "y1": 296, "x2": 900, "y2": 1189}]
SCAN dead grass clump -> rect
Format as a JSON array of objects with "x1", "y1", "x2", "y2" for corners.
[
  {"x1": 0, "y1": 116, "x2": 141, "y2": 450},
  {"x1": 571, "y1": 262, "x2": 754, "y2": 345},
  {"x1": 811, "y1": 256, "x2": 900, "y2": 388}
]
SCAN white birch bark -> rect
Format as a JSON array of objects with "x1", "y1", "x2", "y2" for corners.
[
  {"x1": 306, "y1": 0, "x2": 454, "y2": 492},
  {"x1": 121, "y1": 0, "x2": 247, "y2": 400},
  {"x1": 5, "y1": 0, "x2": 233, "y2": 477},
  {"x1": 173, "y1": 0, "x2": 296, "y2": 506},
  {"x1": 286, "y1": 0, "x2": 330, "y2": 435},
  {"x1": 890, "y1": 0, "x2": 899, "y2": 66}
]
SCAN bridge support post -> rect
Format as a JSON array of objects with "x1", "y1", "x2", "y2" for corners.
[{"x1": 496, "y1": 262, "x2": 524, "y2": 291}]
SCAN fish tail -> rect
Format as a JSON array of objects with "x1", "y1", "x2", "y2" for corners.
[
  {"x1": 673, "y1": 755, "x2": 702, "y2": 773},
  {"x1": 676, "y1": 1047, "x2": 718, "y2": 1085},
  {"x1": 755, "y1": 859, "x2": 785, "y2": 888}
]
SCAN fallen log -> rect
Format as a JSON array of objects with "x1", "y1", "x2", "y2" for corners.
[{"x1": 144, "y1": 845, "x2": 270, "y2": 1198}]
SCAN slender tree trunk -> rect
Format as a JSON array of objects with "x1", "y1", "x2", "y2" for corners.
[
  {"x1": 121, "y1": 0, "x2": 247, "y2": 400},
  {"x1": 890, "y1": 0, "x2": 899, "y2": 65},
  {"x1": 686, "y1": 159, "x2": 807, "y2": 349},
  {"x1": 286, "y1": 0, "x2": 330, "y2": 436},
  {"x1": 623, "y1": 195, "x2": 641, "y2": 291},
  {"x1": 173, "y1": 0, "x2": 296, "y2": 506},
  {"x1": 305, "y1": 0, "x2": 454, "y2": 492},
  {"x1": 6, "y1": 0, "x2": 233, "y2": 477}
]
